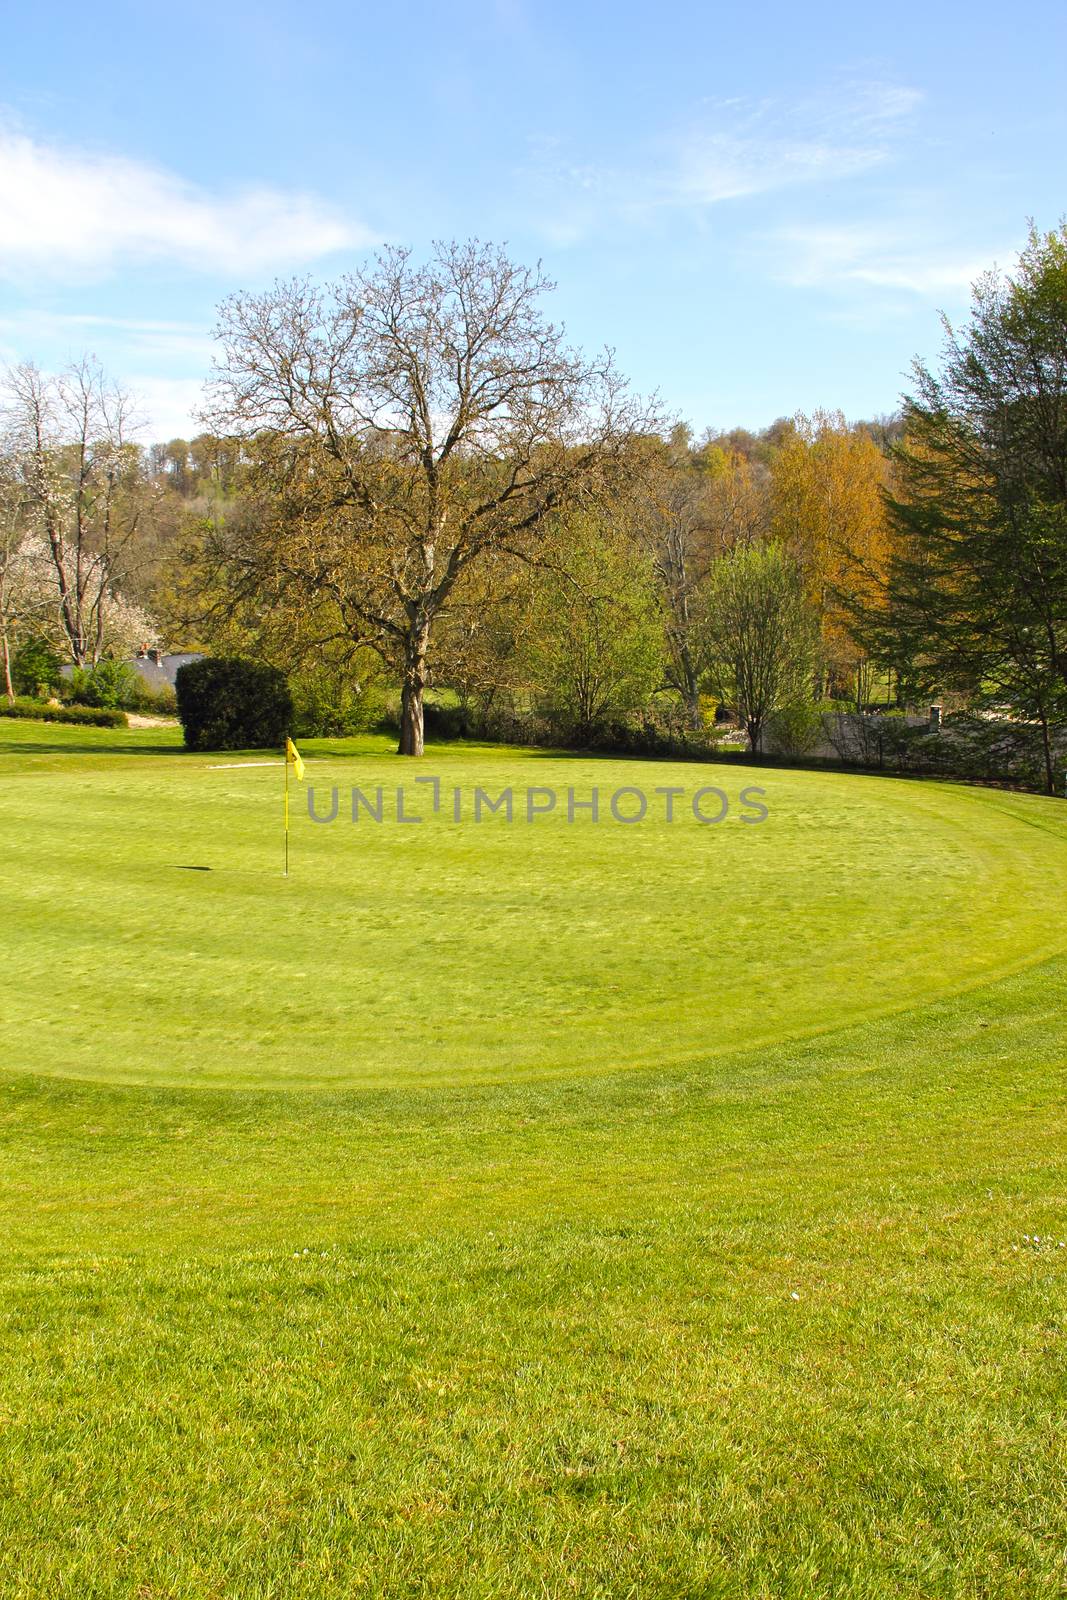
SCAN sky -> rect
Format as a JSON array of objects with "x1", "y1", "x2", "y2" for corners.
[{"x1": 1, "y1": 0, "x2": 1064, "y2": 442}]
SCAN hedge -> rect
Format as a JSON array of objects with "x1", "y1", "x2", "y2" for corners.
[
  {"x1": 175, "y1": 657, "x2": 294, "y2": 751},
  {"x1": 0, "y1": 698, "x2": 128, "y2": 727}
]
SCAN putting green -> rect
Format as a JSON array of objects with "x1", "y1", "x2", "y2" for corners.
[{"x1": 4, "y1": 722, "x2": 1067, "y2": 1089}]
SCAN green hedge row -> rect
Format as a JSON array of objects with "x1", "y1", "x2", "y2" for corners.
[
  {"x1": 0, "y1": 698, "x2": 128, "y2": 728},
  {"x1": 175, "y1": 657, "x2": 292, "y2": 750}
]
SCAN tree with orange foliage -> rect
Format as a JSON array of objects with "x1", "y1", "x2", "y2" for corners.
[{"x1": 769, "y1": 411, "x2": 894, "y2": 704}]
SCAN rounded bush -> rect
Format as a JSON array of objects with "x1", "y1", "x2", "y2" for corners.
[{"x1": 175, "y1": 657, "x2": 294, "y2": 751}]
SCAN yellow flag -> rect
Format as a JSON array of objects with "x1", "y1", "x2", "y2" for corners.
[{"x1": 285, "y1": 737, "x2": 305, "y2": 781}]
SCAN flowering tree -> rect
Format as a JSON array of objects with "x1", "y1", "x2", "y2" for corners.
[
  {"x1": 1, "y1": 360, "x2": 151, "y2": 668},
  {"x1": 0, "y1": 521, "x2": 55, "y2": 701}
]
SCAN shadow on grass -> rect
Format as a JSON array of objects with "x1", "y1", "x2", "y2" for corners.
[{"x1": 0, "y1": 738, "x2": 188, "y2": 758}]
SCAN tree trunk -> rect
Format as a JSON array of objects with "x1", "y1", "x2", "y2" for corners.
[
  {"x1": 1039, "y1": 712, "x2": 1056, "y2": 796},
  {"x1": 1, "y1": 629, "x2": 13, "y2": 704},
  {"x1": 679, "y1": 647, "x2": 702, "y2": 730},
  {"x1": 398, "y1": 621, "x2": 430, "y2": 757}
]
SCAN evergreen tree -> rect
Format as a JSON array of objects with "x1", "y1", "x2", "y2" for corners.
[{"x1": 863, "y1": 225, "x2": 1067, "y2": 791}]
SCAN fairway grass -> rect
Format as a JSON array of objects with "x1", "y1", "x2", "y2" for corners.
[{"x1": 1, "y1": 721, "x2": 1065, "y2": 1597}]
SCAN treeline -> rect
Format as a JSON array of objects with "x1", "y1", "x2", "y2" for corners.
[
  {"x1": 2, "y1": 228, "x2": 1065, "y2": 790},
  {"x1": 167, "y1": 407, "x2": 900, "y2": 742}
]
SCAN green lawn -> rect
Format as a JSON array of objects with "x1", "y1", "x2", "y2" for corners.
[{"x1": 1, "y1": 719, "x2": 1065, "y2": 1596}]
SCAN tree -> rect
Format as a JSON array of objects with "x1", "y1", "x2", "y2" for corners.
[
  {"x1": 0, "y1": 526, "x2": 55, "y2": 702},
  {"x1": 204, "y1": 241, "x2": 646, "y2": 755},
  {"x1": 207, "y1": 240, "x2": 653, "y2": 756},
  {"x1": 630, "y1": 429, "x2": 715, "y2": 727},
  {"x1": 627, "y1": 430, "x2": 771, "y2": 728},
  {"x1": 1, "y1": 361, "x2": 150, "y2": 667},
  {"x1": 703, "y1": 542, "x2": 816, "y2": 752},
  {"x1": 433, "y1": 549, "x2": 533, "y2": 723},
  {"x1": 11, "y1": 637, "x2": 62, "y2": 698},
  {"x1": 0, "y1": 439, "x2": 53, "y2": 700},
  {"x1": 858, "y1": 224, "x2": 1067, "y2": 791},
  {"x1": 770, "y1": 410, "x2": 892, "y2": 703},
  {"x1": 699, "y1": 445, "x2": 770, "y2": 554},
  {"x1": 520, "y1": 512, "x2": 664, "y2": 743}
]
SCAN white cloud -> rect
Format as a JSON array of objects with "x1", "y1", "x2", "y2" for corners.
[
  {"x1": 0, "y1": 122, "x2": 376, "y2": 280},
  {"x1": 123, "y1": 376, "x2": 206, "y2": 442}
]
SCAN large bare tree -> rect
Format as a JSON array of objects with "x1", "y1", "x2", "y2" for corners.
[{"x1": 207, "y1": 241, "x2": 654, "y2": 754}]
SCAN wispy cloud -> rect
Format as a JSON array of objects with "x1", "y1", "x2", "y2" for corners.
[
  {"x1": 518, "y1": 80, "x2": 922, "y2": 241},
  {"x1": 770, "y1": 223, "x2": 1013, "y2": 298},
  {"x1": 666, "y1": 82, "x2": 921, "y2": 208},
  {"x1": 0, "y1": 310, "x2": 214, "y2": 362},
  {"x1": 0, "y1": 121, "x2": 377, "y2": 280}
]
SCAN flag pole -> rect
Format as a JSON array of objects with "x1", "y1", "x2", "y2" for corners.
[{"x1": 282, "y1": 738, "x2": 304, "y2": 878}]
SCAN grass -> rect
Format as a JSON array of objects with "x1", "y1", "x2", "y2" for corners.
[{"x1": 1, "y1": 719, "x2": 1065, "y2": 1596}]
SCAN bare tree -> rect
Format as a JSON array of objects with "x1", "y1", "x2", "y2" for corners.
[
  {"x1": 2, "y1": 361, "x2": 146, "y2": 667},
  {"x1": 631, "y1": 436, "x2": 770, "y2": 728},
  {"x1": 631, "y1": 442, "x2": 714, "y2": 726},
  {"x1": 207, "y1": 241, "x2": 655, "y2": 755}
]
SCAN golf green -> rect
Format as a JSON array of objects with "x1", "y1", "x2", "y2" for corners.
[{"x1": 4, "y1": 721, "x2": 1066, "y2": 1089}]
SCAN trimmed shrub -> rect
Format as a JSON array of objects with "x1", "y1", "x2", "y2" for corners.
[
  {"x1": 0, "y1": 697, "x2": 127, "y2": 727},
  {"x1": 175, "y1": 657, "x2": 293, "y2": 751}
]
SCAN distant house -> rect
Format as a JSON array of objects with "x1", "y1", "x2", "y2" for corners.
[
  {"x1": 60, "y1": 648, "x2": 205, "y2": 689},
  {"x1": 129, "y1": 648, "x2": 204, "y2": 690}
]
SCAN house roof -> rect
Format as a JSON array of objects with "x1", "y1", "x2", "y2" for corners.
[
  {"x1": 59, "y1": 651, "x2": 205, "y2": 689},
  {"x1": 129, "y1": 652, "x2": 204, "y2": 688}
]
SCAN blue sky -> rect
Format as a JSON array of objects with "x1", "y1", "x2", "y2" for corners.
[{"x1": 1, "y1": 0, "x2": 1063, "y2": 441}]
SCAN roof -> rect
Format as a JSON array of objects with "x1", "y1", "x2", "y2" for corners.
[{"x1": 128, "y1": 652, "x2": 204, "y2": 689}]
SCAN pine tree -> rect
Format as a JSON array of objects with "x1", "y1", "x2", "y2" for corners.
[{"x1": 859, "y1": 225, "x2": 1067, "y2": 791}]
